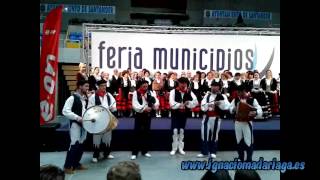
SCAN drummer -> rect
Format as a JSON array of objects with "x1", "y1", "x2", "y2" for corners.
[
  {"x1": 229, "y1": 84, "x2": 262, "y2": 162},
  {"x1": 62, "y1": 79, "x2": 89, "y2": 174},
  {"x1": 88, "y1": 79, "x2": 117, "y2": 163}
]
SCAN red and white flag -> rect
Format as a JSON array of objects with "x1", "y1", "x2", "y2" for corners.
[{"x1": 40, "y1": 5, "x2": 63, "y2": 125}]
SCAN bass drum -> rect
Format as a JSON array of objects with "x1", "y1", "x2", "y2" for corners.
[{"x1": 82, "y1": 105, "x2": 111, "y2": 134}]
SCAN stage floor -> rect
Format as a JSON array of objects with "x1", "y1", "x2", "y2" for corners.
[{"x1": 40, "y1": 150, "x2": 280, "y2": 180}]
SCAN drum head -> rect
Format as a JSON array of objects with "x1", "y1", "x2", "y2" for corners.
[{"x1": 82, "y1": 105, "x2": 111, "y2": 134}]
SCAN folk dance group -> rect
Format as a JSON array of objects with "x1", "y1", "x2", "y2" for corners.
[{"x1": 61, "y1": 77, "x2": 262, "y2": 174}]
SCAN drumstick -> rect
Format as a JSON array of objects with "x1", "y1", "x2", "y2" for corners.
[{"x1": 83, "y1": 119, "x2": 96, "y2": 122}]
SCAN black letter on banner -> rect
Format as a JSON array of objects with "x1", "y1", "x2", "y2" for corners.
[
  {"x1": 98, "y1": 41, "x2": 105, "y2": 68},
  {"x1": 245, "y1": 49, "x2": 254, "y2": 70},
  {"x1": 217, "y1": 49, "x2": 225, "y2": 71},
  {"x1": 134, "y1": 47, "x2": 142, "y2": 69},
  {"x1": 193, "y1": 48, "x2": 197, "y2": 70},
  {"x1": 227, "y1": 49, "x2": 232, "y2": 70},
  {"x1": 118, "y1": 47, "x2": 126, "y2": 69},
  {"x1": 154, "y1": 48, "x2": 167, "y2": 69},
  {"x1": 107, "y1": 47, "x2": 115, "y2": 68},
  {"x1": 182, "y1": 48, "x2": 190, "y2": 70},
  {"x1": 170, "y1": 48, "x2": 178, "y2": 70},
  {"x1": 234, "y1": 49, "x2": 242, "y2": 70},
  {"x1": 128, "y1": 47, "x2": 132, "y2": 69},
  {"x1": 199, "y1": 49, "x2": 208, "y2": 70}
]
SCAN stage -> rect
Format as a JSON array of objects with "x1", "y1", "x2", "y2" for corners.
[
  {"x1": 40, "y1": 150, "x2": 280, "y2": 180},
  {"x1": 40, "y1": 116, "x2": 280, "y2": 152}
]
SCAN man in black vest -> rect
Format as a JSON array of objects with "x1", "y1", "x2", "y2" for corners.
[
  {"x1": 198, "y1": 81, "x2": 230, "y2": 158},
  {"x1": 88, "y1": 79, "x2": 117, "y2": 163},
  {"x1": 229, "y1": 84, "x2": 262, "y2": 162},
  {"x1": 169, "y1": 77, "x2": 198, "y2": 156},
  {"x1": 62, "y1": 80, "x2": 89, "y2": 174},
  {"x1": 131, "y1": 80, "x2": 159, "y2": 160}
]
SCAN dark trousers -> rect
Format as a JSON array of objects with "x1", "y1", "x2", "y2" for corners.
[
  {"x1": 201, "y1": 117, "x2": 219, "y2": 155},
  {"x1": 132, "y1": 112, "x2": 151, "y2": 156},
  {"x1": 64, "y1": 141, "x2": 84, "y2": 169},
  {"x1": 171, "y1": 110, "x2": 188, "y2": 130}
]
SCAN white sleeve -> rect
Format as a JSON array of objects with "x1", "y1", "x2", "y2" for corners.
[
  {"x1": 108, "y1": 93, "x2": 117, "y2": 112},
  {"x1": 253, "y1": 99, "x2": 263, "y2": 118},
  {"x1": 169, "y1": 90, "x2": 181, "y2": 109},
  {"x1": 87, "y1": 94, "x2": 95, "y2": 108},
  {"x1": 201, "y1": 94, "x2": 209, "y2": 112},
  {"x1": 150, "y1": 91, "x2": 159, "y2": 109},
  {"x1": 62, "y1": 96, "x2": 81, "y2": 121},
  {"x1": 229, "y1": 99, "x2": 236, "y2": 114},
  {"x1": 217, "y1": 94, "x2": 230, "y2": 110},
  {"x1": 132, "y1": 91, "x2": 146, "y2": 113},
  {"x1": 186, "y1": 91, "x2": 198, "y2": 109}
]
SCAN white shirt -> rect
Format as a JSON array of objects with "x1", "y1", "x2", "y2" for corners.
[
  {"x1": 222, "y1": 80, "x2": 228, "y2": 88},
  {"x1": 123, "y1": 78, "x2": 128, "y2": 87},
  {"x1": 169, "y1": 89, "x2": 198, "y2": 110},
  {"x1": 266, "y1": 79, "x2": 271, "y2": 86},
  {"x1": 132, "y1": 91, "x2": 159, "y2": 113},
  {"x1": 201, "y1": 93, "x2": 230, "y2": 112},
  {"x1": 193, "y1": 81, "x2": 199, "y2": 89},
  {"x1": 62, "y1": 93, "x2": 87, "y2": 145},
  {"x1": 88, "y1": 92, "x2": 117, "y2": 112},
  {"x1": 201, "y1": 79, "x2": 205, "y2": 85},
  {"x1": 131, "y1": 80, "x2": 136, "y2": 87},
  {"x1": 235, "y1": 80, "x2": 242, "y2": 86},
  {"x1": 145, "y1": 77, "x2": 152, "y2": 85},
  {"x1": 62, "y1": 93, "x2": 87, "y2": 121},
  {"x1": 156, "y1": 79, "x2": 160, "y2": 83},
  {"x1": 106, "y1": 80, "x2": 110, "y2": 87},
  {"x1": 169, "y1": 79, "x2": 175, "y2": 87},
  {"x1": 206, "y1": 79, "x2": 213, "y2": 88}
]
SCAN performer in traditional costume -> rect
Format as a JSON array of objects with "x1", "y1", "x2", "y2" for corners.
[
  {"x1": 229, "y1": 85, "x2": 262, "y2": 162},
  {"x1": 88, "y1": 79, "x2": 117, "y2": 163},
  {"x1": 131, "y1": 80, "x2": 159, "y2": 160},
  {"x1": 62, "y1": 80, "x2": 89, "y2": 174},
  {"x1": 197, "y1": 81, "x2": 230, "y2": 158},
  {"x1": 169, "y1": 77, "x2": 198, "y2": 155}
]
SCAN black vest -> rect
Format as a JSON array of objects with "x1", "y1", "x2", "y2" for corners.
[
  {"x1": 174, "y1": 89, "x2": 193, "y2": 111},
  {"x1": 206, "y1": 93, "x2": 224, "y2": 114},
  {"x1": 95, "y1": 93, "x2": 111, "y2": 106},
  {"x1": 71, "y1": 94, "x2": 87, "y2": 126},
  {"x1": 136, "y1": 90, "x2": 156, "y2": 107}
]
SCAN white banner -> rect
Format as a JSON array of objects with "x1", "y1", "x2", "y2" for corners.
[{"x1": 91, "y1": 32, "x2": 279, "y2": 77}]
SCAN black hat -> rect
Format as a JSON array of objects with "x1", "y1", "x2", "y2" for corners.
[
  {"x1": 136, "y1": 80, "x2": 148, "y2": 88},
  {"x1": 177, "y1": 77, "x2": 189, "y2": 84},
  {"x1": 77, "y1": 79, "x2": 89, "y2": 87},
  {"x1": 97, "y1": 79, "x2": 107, "y2": 86},
  {"x1": 211, "y1": 81, "x2": 222, "y2": 89}
]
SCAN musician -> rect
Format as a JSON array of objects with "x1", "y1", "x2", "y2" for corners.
[
  {"x1": 88, "y1": 79, "x2": 117, "y2": 163},
  {"x1": 229, "y1": 85, "x2": 262, "y2": 162},
  {"x1": 62, "y1": 80, "x2": 89, "y2": 174},
  {"x1": 197, "y1": 81, "x2": 230, "y2": 158},
  {"x1": 169, "y1": 77, "x2": 198, "y2": 155},
  {"x1": 131, "y1": 80, "x2": 159, "y2": 160}
]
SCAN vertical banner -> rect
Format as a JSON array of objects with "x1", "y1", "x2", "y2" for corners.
[{"x1": 40, "y1": 6, "x2": 63, "y2": 125}]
